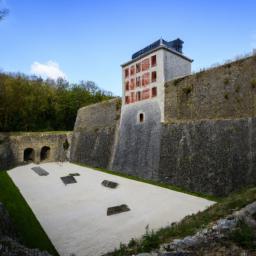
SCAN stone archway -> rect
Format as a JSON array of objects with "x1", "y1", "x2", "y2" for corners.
[
  {"x1": 23, "y1": 148, "x2": 35, "y2": 162},
  {"x1": 40, "y1": 146, "x2": 51, "y2": 161}
]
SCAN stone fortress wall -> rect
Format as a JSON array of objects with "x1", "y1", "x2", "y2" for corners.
[
  {"x1": 159, "y1": 56, "x2": 256, "y2": 195},
  {"x1": 71, "y1": 55, "x2": 256, "y2": 196},
  {"x1": 0, "y1": 132, "x2": 72, "y2": 170},
  {"x1": 165, "y1": 56, "x2": 256, "y2": 122},
  {"x1": 70, "y1": 98, "x2": 121, "y2": 169},
  {"x1": 1, "y1": 55, "x2": 256, "y2": 196},
  {"x1": 110, "y1": 99, "x2": 162, "y2": 180}
]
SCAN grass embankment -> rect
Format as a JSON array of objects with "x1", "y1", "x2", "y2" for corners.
[
  {"x1": 0, "y1": 171, "x2": 59, "y2": 256},
  {"x1": 105, "y1": 186, "x2": 256, "y2": 255},
  {"x1": 8, "y1": 131, "x2": 72, "y2": 135},
  {"x1": 73, "y1": 162, "x2": 220, "y2": 202}
]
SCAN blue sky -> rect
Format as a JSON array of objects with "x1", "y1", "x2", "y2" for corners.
[{"x1": 0, "y1": 0, "x2": 256, "y2": 96}]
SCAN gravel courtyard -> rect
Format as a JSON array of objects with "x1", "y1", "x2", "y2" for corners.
[{"x1": 8, "y1": 162, "x2": 214, "y2": 256}]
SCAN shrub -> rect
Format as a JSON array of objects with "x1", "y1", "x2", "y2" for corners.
[
  {"x1": 229, "y1": 220, "x2": 256, "y2": 249},
  {"x1": 224, "y1": 93, "x2": 229, "y2": 100},
  {"x1": 173, "y1": 77, "x2": 185, "y2": 86},
  {"x1": 182, "y1": 85, "x2": 193, "y2": 95},
  {"x1": 224, "y1": 78, "x2": 229, "y2": 85},
  {"x1": 235, "y1": 85, "x2": 240, "y2": 93},
  {"x1": 251, "y1": 79, "x2": 256, "y2": 89},
  {"x1": 140, "y1": 226, "x2": 160, "y2": 252},
  {"x1": 115, "y1": 98, "x2": 122, "y2": 111},
  {"x1": 128, "y1": 238, "x2": 137, "y2": 248},
  {"x1": 63, "y1": 139, "x2": 69, "y2": 150}
]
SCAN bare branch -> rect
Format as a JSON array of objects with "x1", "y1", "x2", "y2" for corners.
[{"x1": 0, "y1": 8, "x2": 9, "y2": 21}]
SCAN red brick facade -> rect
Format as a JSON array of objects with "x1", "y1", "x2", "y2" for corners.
[{"x1": 124, "y1": 55, "x2": 157, "y2": 104}]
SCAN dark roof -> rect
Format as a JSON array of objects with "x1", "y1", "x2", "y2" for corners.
[{"x1": 132, "y1": 38, "x2": 184, "y2": 59}]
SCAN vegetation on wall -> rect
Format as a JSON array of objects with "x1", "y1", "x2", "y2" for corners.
[
  {"x1": 0, "y1": 73, "x2": 113, "y2": 132},
  {"x1": 251, "y1": 79, "x2": 256, "y2": 89}
]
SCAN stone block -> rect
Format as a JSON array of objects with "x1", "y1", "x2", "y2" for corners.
[
  {"x1": 101, "y1": 180, "x2": 118, "y2": 188},
  {"x1": 31, "y1": 167, "x2": 49, "y2": 176},
  {"x1": 60, "y1": 175, "x2": 77, "y2": 185},
  {"x1": 107, "y1": 204, "x2": 130, "y2": 216}
]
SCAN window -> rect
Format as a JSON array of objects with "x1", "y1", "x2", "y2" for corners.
[
  {"x1": 151, "y1": 55, "x2": 157, "y2": 67},
  {"x1": 130, "y1": 92, "x2": 135, "y2": 103},
  {"x1": 130, "y1": 65, "x2": 135, "y2": 76},
  {"x1": 151, "y1": 71, "x2": 157, "y2": 83},
  {"x1": 139, "y1": 113, "x2": 144, "y2": 123},
  {"x1": 136, "y1": 77, "x2": 141, "y2": 87},
  {"x1": 125, "y1": 81, "x2": 129, "y2": 91},
  {"x1": 125, "y1": 96, "x2": 130, "y2": 104},
  {"x1": 142, "y1": 89, "x2": 150, "y2": 100},
  {"x1": 136, "y1": 63, "x2": 141, "y2": 73},
  {"x1": 142, "y1": 72, "x2": 150, "y2": 86},
  {"x1": 136, "y1": 91, "x2": 141, "y2": 101},
  {"x1": 152, "y1": 87, "x2": 157, "y2": 97},
  {"x1": 130, "y1": 78, "x2": 135, "y2": 90},
  {"x1": 141, "y1": 58, "x2": 150, "y2": 71},
  {"x1": 125, "y1": 68, "x2": 129, "y2": 78}
]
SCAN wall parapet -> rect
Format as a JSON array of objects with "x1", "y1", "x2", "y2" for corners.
[{"x1": 164, "y1": 56, "x2": 256, "y2": 122}]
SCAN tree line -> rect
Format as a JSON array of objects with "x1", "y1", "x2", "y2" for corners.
[{"x1": 0, "y1": 73, "x2": 113, "y2": 132}]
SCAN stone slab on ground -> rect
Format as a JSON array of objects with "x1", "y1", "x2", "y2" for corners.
[
  {"x1": 8, "y1": 162, "x2": 214, "y2": 256},
  {"x1": 60, "y1": 175, "x2": 77, "y2": 185},
  {"x1": 31, "y1": 167, "x2": 49, "y2": 176},
  {"x1": 107, "y1": 204, "x2": 130, "y2": 216},
  {"x1": 102, "y1": 180, "x2": 119, "y2": 189}
]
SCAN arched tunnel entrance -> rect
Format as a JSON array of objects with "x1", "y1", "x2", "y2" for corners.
[
  {"x1": 40, "y1": 146, "x2": 51, "y2": 161},
  {"x1": 23, "y1": 148, "x2": 35, "y2": 162}
]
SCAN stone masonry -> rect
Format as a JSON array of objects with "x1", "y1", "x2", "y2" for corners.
[{"x1": 0, "y1": 132, "x2": 72, "y2": 170}]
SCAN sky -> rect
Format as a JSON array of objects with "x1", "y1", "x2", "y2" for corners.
[{"x1": 0, "y1": 0, "x2": 256, "y2": 96}]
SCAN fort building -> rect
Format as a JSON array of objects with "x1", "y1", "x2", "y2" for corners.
[
  {"x1": 2, "y1": 41, "x2": 256, "y2": 197},
  {"x1": 121, "y1": 38, "x2": 192, "y2": 121}
]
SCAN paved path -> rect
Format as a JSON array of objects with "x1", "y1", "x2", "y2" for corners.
[{"x1": 8, "y1": 162, "x2": 214, "y2": 256}]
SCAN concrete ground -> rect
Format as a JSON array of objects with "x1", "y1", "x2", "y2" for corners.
[{"x1": 8, "y1": 162, "x2": 214, "y2": 256}]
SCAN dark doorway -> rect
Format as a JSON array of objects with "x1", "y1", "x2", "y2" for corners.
[
  {"x1": 40, "y1": 146, "x2": 51, "y2": 161},
  {"x1": 24, "y1": 148, "x2": 35, "y2": 162},
  {"x1": 139, "y1": 113, "x2": 144, "y2": 123},
  {"x1": 63, "y1": 139, "x2": 69, "y2": 150}
]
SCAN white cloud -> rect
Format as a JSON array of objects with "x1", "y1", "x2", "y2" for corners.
[{"x1": 30, "y1": 60, "x2": 67, "y2": 80}]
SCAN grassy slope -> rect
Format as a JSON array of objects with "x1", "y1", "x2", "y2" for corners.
[
  {"x1": 8, "y1": 131, "x2": 72, "y2": 135},
  {"x1": 105, "y1": 186, "x2": 256, "y2": 255},
  {"x1": 0, "y1": 171, "x2": 59, "y2": 256}
]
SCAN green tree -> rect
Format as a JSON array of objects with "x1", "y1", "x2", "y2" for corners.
[
  {"x1": 0, "y1": 72, "x2": 113, "y2": 132},
  {"x1": 0, "y1": 1, "x2": 8, "y2": 21}
]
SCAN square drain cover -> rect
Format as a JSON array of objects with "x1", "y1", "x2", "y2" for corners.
[
  {"x1": 61, "y1": 175, "x2": 77, "y2": 185},
  {"x1": 31, "y1": 167, "x2": 49, "y2": 176},
  {"x1": 107, "y1": 204, "x2": 130, "y2": 216}
]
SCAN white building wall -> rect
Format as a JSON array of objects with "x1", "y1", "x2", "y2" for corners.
[
  {"x1": 164, "y1": 51, "x2": 191, "y2": 81},
  {"x1": 121, "y1": 48, "x2": 191, "y2": 122},
  {"x1": 121, "y1": 49, "x2": 166, "y2": 121}
]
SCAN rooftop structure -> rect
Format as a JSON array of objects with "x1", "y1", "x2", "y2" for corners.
[{"x1": 131, "y1": 38, "x2": 184, "y2": 59}]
